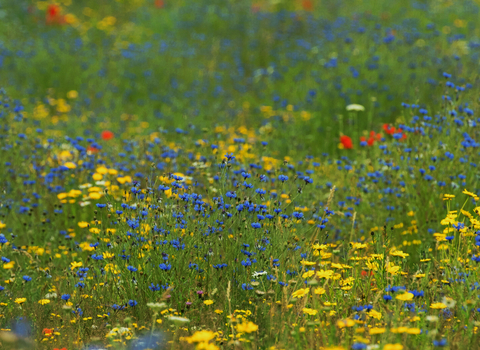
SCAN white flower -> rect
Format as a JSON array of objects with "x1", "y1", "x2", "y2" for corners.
[
  {"x1": 167, "y1": 316, "x2": 190, "y2": 324},
  {"x1": 346, "y1": 104, "x2": 365, "y2": 112},
  {"x1": 107, "y1": 327, "x2": 130, "y2": 337},
  {"x1": 442, "y1": 296, "x2": 456, "y2": 308},
  {"x1": 426, "y1": 315, "x2": 439, "y2": 322},
  {"x1": 192, "y1": 162, "x2": 208, "y2": 169},
  {"x1": 45, "y1": 292, "x2": 57, "y2": 299},
  {"x1": 252, "y1": 271, "x2": 267, "y2": 278},
  {"x1": 147, "y1": 302, "x2": 167, "y2": 311}
]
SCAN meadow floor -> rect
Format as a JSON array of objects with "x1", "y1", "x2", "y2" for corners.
[{"x1": 0, "y1": 1, "x2": 480, "y2": 350}]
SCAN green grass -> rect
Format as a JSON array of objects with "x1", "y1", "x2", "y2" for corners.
[{"x1": 0, "y1": 1, "x2": 479, "y2": 349}]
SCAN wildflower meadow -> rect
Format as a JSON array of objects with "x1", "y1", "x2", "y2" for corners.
[{"x1": 1, "y1": 1, "x2": 480, "y2": 349}]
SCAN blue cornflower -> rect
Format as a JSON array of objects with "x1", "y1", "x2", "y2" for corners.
[
  {"x1": 159, "y1": 263, "x2": 172, "y2": 271},
  {"x1": 304, "y1": 176, "x2": 313, "y2": 184},
  {"x1": 127, "y1": 266, "x2": 138, "y2": 272},
  {"x1": 278, "y1": 175, "x2": 289, "y2": 182},
  {"x1": 61, "y1": 294, "x2": 71, "y2": 301},
  {"x1": 255, "y1": 188, "x2": 266, "y2": 195},
  {"x1": 292, "y1": 212, "x2": 304, "y2": 219},
  {"x1": 433, "y1": 339, "x2": 447, "y2": 347},
  {"x1": 23, "y1": 276, "x2": 32, "y2": 282},
  {"x1": 128, "y1": 300, "x2": 138, "y2": 307}
]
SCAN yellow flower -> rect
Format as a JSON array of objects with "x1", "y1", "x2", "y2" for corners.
[
  {"x1": 203, "y1": 300, "x2": 214, "y2": 306},
  {"x1": 324, "y1": 301, "x2": 337, "y2": 306},
  {"x1": 71, "y1": 261, "x2": 83, "y2": 270},
  {"x1": 92, "y1": 173, "x2": 103, "y2": 181},
  {"x1": 78, "y1": 221, "x2": 89, "y2": 228},
  {"x1": 368, "y1": 309, "x2": 382, "y2": 320},
  {"x1": 351, "y1": 242, "x2": 367, "y2": 249},
  {"x1": 391, "y1": 327, "x2": 408, "y2": 334},
  {"x1": 463, "y1": 189, "x2": 479, "y2": 200},
  {"x1": 302, "y1": 270, "x2": 315, "y2": 279},
  {"x1": 386, "y1": 262, "x2": 401, "y2": 275},
  {"x1": 430, "y1": 302, "x2": 447, "y2": 309},
  {"x1": 314, "y1": 287, "x2": 326, "y2": 295},
  {"x1": 369, "y1": 327, "x2": 386, "y2": 335},
  {"x1": 3, "y1": 261, "x2": 15, "y2": 269},
  {"x1": 406, "y1": 328, "x2": 421, "y2": 335},
  {"x1": 390, "y1": 250, "x2": 409, "y2": 258},
  {"x1": 15, "y1": 298, "x2": 26, "y2": 304},
  {"x1": 302, "y1": 308, "x2": 318, "y2": 316},
  {"x1": 67, "y1": 90, "x2": 78, "y2": 99},
  {"x1": 395, "y1": 293, "x2": 414, "y2": 301},
  {"x1": 102, "y1": 252, "x2": 114, "y2": 259},
  {"x1": 185, "y1": 330, "x2": 215, "y2": 343},
  {"x1": 57, "y1": 192, "x2": 68, "y2": 200},
  {"x1": 384, "y1": 344, "x2": 403, "y2": 350},
  {"x1": 196, "y1": 342, "x2": 219, "y2": 350},
  {"x1": 64, "y1": 162, "x2": 77, "y2": 169},
  {"x1": 291, "y1": 288, "x2": 309, "y2": 298},
  {"x1": 236, "y1": 321, "x2": 258, "y2": 333},
  {"x1": 214, "y1": 309, "x2": 223, "y2": 314},
  {"x1": 316, "y1": 269, "x2": 334, "y2": 279},
  {"x1": 300, "y1": 260, "x2": 317, "y2": 266},
  {"x1": 336, "y1": 319, "x2": 355, "y2": 328},
  {"x1": 443, "y1": 194, "x2": 455, "y2": 201},
  {"x1": 38, "y1": 299, "x2": 51, "y2": 305}
]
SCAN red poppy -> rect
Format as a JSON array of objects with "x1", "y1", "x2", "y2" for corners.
[
  {"x1": 154, "y1": 0, "x2": 164, "y2": 8},
  {"x1": 101, "y1": 130, "x2": 114, "y2": 140},
  {"x1": 54, "y1": 348, "x2": 67, "y2": 350},
  {"x1": 361, "y1": 270, "x2": 374, "y2": 277},
  {"x1": 46, "y1": 4, "x2": 64, "y2": 25},
  {"x1": 340, "y1": 135, "x2": 353, "y2": 149},
  {"x1": 42, "y1": 328, "x2": 53, "y2": 337},
  {"x1": 361, "y1": 133, "x2": 376, "y2": 146},
  {"x1": 382, "y1": 123, "x2": 396, "y2": 135},
  {"x1": 87, "y1": 146, "x2": 99, "y2": 154},
  {"x1": 302, "y1": 0, "x2": 314, "y2": 11}
]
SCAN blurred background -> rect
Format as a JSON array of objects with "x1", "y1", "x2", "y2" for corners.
[{"x1": 0, "y1": 0, "x2": 478, "y2": 154}]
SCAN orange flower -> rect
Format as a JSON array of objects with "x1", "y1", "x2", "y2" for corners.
[{"x1": 42, "y1": 328, "x2": 53, "y2": 337}]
